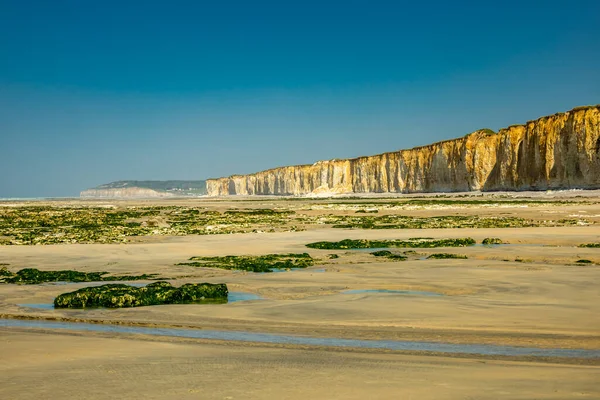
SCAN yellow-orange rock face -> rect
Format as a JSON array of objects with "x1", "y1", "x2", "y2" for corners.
[{"x1": 207, "y1": 106, "x2": 600, "y2": 196}]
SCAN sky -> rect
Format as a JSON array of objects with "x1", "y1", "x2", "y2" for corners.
[{"x1": 1, "y1": 0, "x2": 599, "y2": 197}]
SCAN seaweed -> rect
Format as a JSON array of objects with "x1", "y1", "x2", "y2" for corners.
[
  {"x1": 0, "y1": 268, "x2": 157, "y2": 285},
  {"x1": 0, "y1": 202, "x2": 590, "y2": 246},
  {"x1": 370, "y1": 250, "x2": 407, "y2": 260},
  {"x1": 370, "y1": 250, "x2": 393, "y2": 257},
  {"x1": 578, "y1": 243, "x2": 600, "y2": 248},
  {"x1": 482, "y1": 238, "x2": 504, "y2": 245},
  {"x1": 54, "y1": 281, "x2": 228, "y2": 308},
  {"x1": 178, "y1": 253, "x2": 315, "y2": 273},
  {"x1": 224, "y1": 209, "x2": 294, "y2": 215},
  {"x1": 426, "y1": 253, "x2": 468, "y2": 259},
  {"x1": 329, "y1": 214, "x2": 580, "y2": 230},
  {"x1": 306, "y1": 238, "x2": 476, "y2": 249}
]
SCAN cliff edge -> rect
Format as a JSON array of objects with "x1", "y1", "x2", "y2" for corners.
[{"x1": 207, "y1": 105, "x2": 600, "y2": 196}]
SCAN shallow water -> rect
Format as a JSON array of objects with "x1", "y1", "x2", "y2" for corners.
[
  {"x1": 353, "y1": 248, "x2": 397, "y2": 253},
  {"x1": 17, "y1": 303, "x2": 55, "y2": 310},
  {"x1": 1, "y1": 318, "x2": 598, "y2": 358},
  {"x1": 227, "y1": 292, "x2": 264, "y2": 302},
  {"x1": 17, "y1": 292, "x2": 264, "y2": 310},
  {"x1": 267, "y1": 268, "x2": 303, "y2": 273},
  {"x1": 262, "y1": 267, "x2": 325, "y2": 273},
  {"x1": 342, "y1": 289, "x2": 442, "y2": 297}
]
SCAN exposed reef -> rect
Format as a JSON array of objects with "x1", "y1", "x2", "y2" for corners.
[
  {"x1": 207, "y1": 106, "x2": 600, "y2": 195},
  {"x1": 306, "y1": 238, "x2": 476, "y2": 249},
  {"x1": 0, "y1": 268, "x2": 156, "y2": 285},
  {"x1": 177, "y1": 253, "x2": 315, "y2": 273},
  {"x1": 54, "y1": 281, "x2": 228, "y2": 308}
]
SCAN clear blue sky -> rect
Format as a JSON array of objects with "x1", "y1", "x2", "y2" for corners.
[{"x1": 1, "y1": 0, "x2": 599, "y2": 197}]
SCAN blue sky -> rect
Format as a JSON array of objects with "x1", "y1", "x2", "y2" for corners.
[{"x1": 1, "y1": 0, "x2": 599, "y2": 197}]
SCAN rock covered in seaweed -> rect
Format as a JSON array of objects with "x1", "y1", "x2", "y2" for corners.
[
  {"x1": 306, "y1": 238, "x2": 476, "y2": 249},
  {"x1": 54, "y1": 281, "x2": 228, "y2": 308},
  {"x1": 0, "y1": 268, "x2": 157, "y2": 285},
  {"x1": 177, "y1": 253, "x2": 315, "y2": 272}
]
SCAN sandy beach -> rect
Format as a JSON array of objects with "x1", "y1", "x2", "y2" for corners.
[{"x1": 1, "y1": 195, "x2": 599, "y2": 398}]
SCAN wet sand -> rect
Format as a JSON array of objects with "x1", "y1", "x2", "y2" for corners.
[{"x1": 2, "y1": 331, "x2": 599, "y2": 400}]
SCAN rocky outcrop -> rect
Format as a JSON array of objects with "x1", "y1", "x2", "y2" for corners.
[
  {"x1": 207, "y1": 105, "x2": 600, "y2": 195},
  {"x1": 80, "y1": 187, "x2": 173, "y2": 198}
]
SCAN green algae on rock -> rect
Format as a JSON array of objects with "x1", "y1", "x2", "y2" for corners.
[
  {"x1": 306, "y1": 238, "x2": 476, "y2": 250},
  {"x1": 426, "y1": 253, "x2": 468, "y2": 259},
  {"x1": 482, "y1": 238, "x2": 504, "y2": 245},
  {"x1": 0, "y1": 268, "x2": 157, "y2": 285},
  {"x1": 178, "y1": 253, "x2": 315, "y2": 273},
  {"x1": 370, "y1": 250, "x2": 407, "y2": 260},
  {"x1": 329, "y1": 215, "x2": 574, "y2": 229},
  {"x1": 224, "y1": 209, "x2": 294, "y2": 215},
  {"x1": 54, "y1": 281, "x2": 228, "y2": 308}
]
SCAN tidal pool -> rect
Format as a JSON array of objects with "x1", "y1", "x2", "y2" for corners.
[
  {"x1": 262, "y1": 267, "x2": 325, "y2": 273},
  {"x1": 267, "y1": 268, "x2": 303, "y2": 273},
  {"x1": 227, "y1": 292, "x2": 264, "y2": 302},
  {"x1": 1, "y1": 318, "x2": 598, "y2": 359},
  {"x1": 17, "y1": 303, "x2": 55, "y2": 310}
]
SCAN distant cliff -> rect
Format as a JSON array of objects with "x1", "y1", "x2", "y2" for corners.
[
  {"x1": 81, "y1": 180, "x2": 206, "y2": 198},
  {"x1": 207, "y1": 105, "x2": 600, "y2": 196}
]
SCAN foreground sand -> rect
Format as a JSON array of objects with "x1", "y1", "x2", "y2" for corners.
[
  {"x1": 1, "y1": 195, "x2": 600, "y2": 398},
  {"x1": 1, "y1": 331, "x2": 599, "y2": 400}
]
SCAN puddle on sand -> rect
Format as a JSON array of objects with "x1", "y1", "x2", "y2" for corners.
[
  {"x1": 17, "y1": 292, "x2": 264, "y2": 310},
  {"x1": 228, "y1": 292, "x2": 264, "y2": 302},
  {"x1": 342, "y1": 289, "x2": 442, "y2": 297},
  {"x1": 267, "y1": 268, "x2": 303, "y2": 273},
  {"x1": 17, "y1": 303, "x2": 55, "y2": 310},
  {"x1": 1, "y1": 318, "x2": 598, "y2": 359},
  {"x1": 262, "y1": 268, "x2": 325, "y2": 273}
]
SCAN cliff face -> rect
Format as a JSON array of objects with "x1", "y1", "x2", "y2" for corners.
[
  {"x1": 207, "y1": 106, "x2": 600, "y2": 196},
  {"x1": 80, "y1": 187, "x2": 173, "y2": 199}
]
